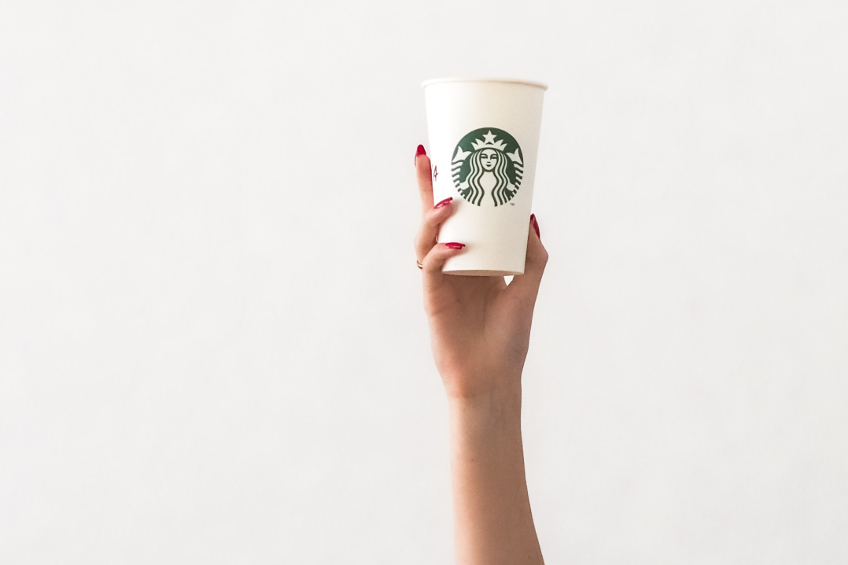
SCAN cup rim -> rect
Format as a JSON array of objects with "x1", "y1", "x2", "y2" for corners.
[{"x1": 421, "y1": 77, "x2": 548, "y2": 91}]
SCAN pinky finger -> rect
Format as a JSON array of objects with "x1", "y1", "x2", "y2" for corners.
[{"x1": 421, "y1": 242, "x2": 466, "y2": 278}]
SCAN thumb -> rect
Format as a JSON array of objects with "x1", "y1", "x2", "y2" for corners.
[{"x1": 507, "y1": 214, "x2": 548, "y2": 304}]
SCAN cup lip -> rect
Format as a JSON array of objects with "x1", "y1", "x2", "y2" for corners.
[{"x1": 421, "y1": 77, "x2": 548, "y2": 91}]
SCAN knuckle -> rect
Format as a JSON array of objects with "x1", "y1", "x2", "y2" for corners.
[
  {"x1": 424, "y1": 207, "x2": 442, "y2": 226},
  {"x1": 530, "y1": 246, "x2": 549, "y2": 270},
  {"x1": 414, "y1": 228, "x2": 431, "y2": 252}
]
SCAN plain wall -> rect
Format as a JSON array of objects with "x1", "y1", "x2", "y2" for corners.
[{"x1": 1, "y1": 1, "x2": 846, "y2": 563}]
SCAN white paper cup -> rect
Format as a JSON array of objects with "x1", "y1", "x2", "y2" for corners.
[{"x1": 422, "y1": 77, "x2": 547, "y2": 276}]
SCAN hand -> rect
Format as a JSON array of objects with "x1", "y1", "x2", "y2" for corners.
[{"x1": 413, "y1": 145, "x2": 548, "y2": 400}]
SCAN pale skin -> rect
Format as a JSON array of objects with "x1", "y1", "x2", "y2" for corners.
[{"x1": 414, "y1": 145, "x2": 547, "y2": 565}]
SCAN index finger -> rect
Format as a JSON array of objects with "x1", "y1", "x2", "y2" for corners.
[{"x1": 415, "y1": 145, "x2": 434, "y2": 215}]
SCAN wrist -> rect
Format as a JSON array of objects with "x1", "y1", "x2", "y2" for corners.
[
  {"x1": 440, "y1": 365, "x2": 524, "y2": 405},
  {"x1": 447, "y1": 385, "x2": 523, "y2": 440},
  {"x1": 447, "y1": 384, "x2": 522, "y2": 413}
]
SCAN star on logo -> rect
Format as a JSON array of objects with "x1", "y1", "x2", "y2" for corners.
[
  {"x1": 470, "y1": 130, "x2": 508, "y2": 151},
  {"x1": 452, "y1": 146, "x2": 470, "y2": 163}
]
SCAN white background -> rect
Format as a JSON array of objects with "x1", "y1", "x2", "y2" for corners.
[{"x1": 1, "y1": 1, "x2": 847, "y2": 563}]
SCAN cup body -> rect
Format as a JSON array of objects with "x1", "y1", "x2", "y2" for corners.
[{"x1": 422, "y1": 78, "x2": 546, "y2": 276}]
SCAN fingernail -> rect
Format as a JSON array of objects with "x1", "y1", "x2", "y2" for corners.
[
  {"x1": 531, "y1": 214, "x2": 540, "y2": 238},
  {"x1": 434, "y1": 197, "x2": 453, "y2": 209},
  {"x1": 414, "y1": 144, "x2": 426, "y2": 165},
  {"x1": 444, "y1": 242, "x2": 465, "y2": 250}
]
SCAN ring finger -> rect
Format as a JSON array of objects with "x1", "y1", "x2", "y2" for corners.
[{"x1": 414, "y1": 197, "x2": 455, "y2": 263}]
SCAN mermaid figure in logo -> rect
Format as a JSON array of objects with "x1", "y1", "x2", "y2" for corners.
[
  {"x1": 479, "y1": 148, "x2": 518, "y2": 207},
  {"x1": 453, "y1": 131, "x2": 521, "y2": 206}
]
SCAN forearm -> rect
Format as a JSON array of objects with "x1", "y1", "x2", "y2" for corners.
[{"x1": 448, "y1": 385, "x2": 544, "y2": 565}]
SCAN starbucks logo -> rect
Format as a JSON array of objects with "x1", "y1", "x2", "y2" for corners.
[{"x1": 451, "y1": 128, "x2": 523, "y2": 207}]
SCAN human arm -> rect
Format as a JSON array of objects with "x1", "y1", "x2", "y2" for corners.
[
  {"x1": 447, "y1": 390, "x2": 543, "y2": 565},
  {"x1": 413, "y1": 145, "x2": 546, "y2": 565}
]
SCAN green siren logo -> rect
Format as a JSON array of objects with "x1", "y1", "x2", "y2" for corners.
[{"x1": 451, "y1": 128, "x2": 523, "y2": 207}]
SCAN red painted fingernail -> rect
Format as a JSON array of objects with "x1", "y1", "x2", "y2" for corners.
[
  {"x1": 444, "y1": 242, "x2": 465, "y2": 250},
  {"x1": 414, "y1": 144, "x2": 426, "y2": 165},
  {"x1": 434, "y1": 197, "x2": 453, "y2": 209},
  {"x1": 531, "y1": 214, "x2": 540, "y2": 238}
]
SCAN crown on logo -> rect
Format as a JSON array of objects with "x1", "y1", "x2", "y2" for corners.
[{"x1": 470, "y1": 130, "x2": 508, "y2": 152}]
